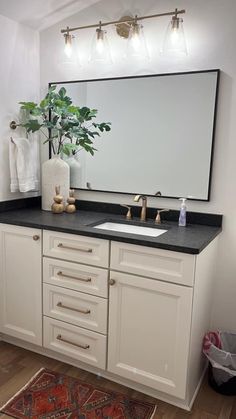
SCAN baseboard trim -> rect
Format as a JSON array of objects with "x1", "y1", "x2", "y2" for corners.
[{"x1": 188, "y1": 365, "x2": 207, "y2": 410}]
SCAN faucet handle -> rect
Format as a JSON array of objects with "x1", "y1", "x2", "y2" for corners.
[
  {"x1": 120, "y1": 204, "x2": 132, "y2": 220},
  {"x1": 155, "y1": 209, "x2": 169, "y2": 224}
]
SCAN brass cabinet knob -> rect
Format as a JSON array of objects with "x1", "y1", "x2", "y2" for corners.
[
  {"x1": 109, "y1": 279, "x2": 116, "y2": 286},
  {"x1": 33, "y1": 235, "x2": 40, "y2": 241}
]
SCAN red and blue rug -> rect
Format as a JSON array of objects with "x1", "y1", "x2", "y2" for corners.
[{"x1": 0, "y1": 368, "x2": 157, "y2": 418}]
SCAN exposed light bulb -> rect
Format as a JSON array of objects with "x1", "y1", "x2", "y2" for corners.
[
  {"x1": 89, "y1": 23, "x2": 112, "y2": 63},
  {"x1": 161, "y1": 12, "x2": 187, "y2": 55},
  {"x1": 130, "y1": 24, "x2": 141, "y2": 50},
  {"x1": 62, "y1": 32, "x2": 81, "y2": 67},
  {"x1": 96, "y1": 29, "x2": 105, "y2": 53},
  {"x1": 171, "y1": 27, "x2": 180, "y2": 43},
  {"x1": 64, "y1": 43, "x2": 72, "y2": 58},
  {"x1": 126, "y1": 19, "x2": 149, "y2": 59}
]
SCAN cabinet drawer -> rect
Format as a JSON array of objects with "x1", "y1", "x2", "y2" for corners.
[
  {"x1": 44, "y1": 316, "x2": 106, "y2": 369},
  {"x1": 43, "y1": 257, "x2": 108, "y2": 298},
  {"x1": 111, "y1": 241, "x2": 195, "y2": 286},
  {"x1": 43, "y1": 230, "x2": 109, "y2": 268},
  {"x1": 43, "y1": 284, "x2": 107, "y2": 334}
]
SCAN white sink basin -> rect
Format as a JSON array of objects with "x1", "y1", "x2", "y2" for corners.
[{"x1": 94, "y1": 222, "x2": 167, "y2": 237}]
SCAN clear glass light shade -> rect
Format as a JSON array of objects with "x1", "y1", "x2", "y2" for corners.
[
  {"x1": 63, "y1": 33, "x2": 81, "y2": 66},
  {"x1": 89, "y1": 28, "x2": 112, "y2": 63},
  {"x1": 161, "y1": 17, "x2": 187, "y2": 55},
  {"x1": 126, "y1": 23, "x2": 149, "y2": 59}
]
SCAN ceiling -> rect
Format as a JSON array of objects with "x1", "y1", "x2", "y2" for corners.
[{"x1": 0, "y1": 0, "x2": 101, "y2": 30}]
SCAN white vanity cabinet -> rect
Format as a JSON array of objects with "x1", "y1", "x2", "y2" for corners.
[
  {"x1": 0, "y1": 224, "x2": 42, "y2": 345},
  {"x1": 0, "y1": 224, "x2": 219, "y2": 410}
]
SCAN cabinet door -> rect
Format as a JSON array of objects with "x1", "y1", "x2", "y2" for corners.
[
  {"x1": 0, "y1": 224, "x2": 42, "y2": 345},
  {"x1": 108, "y1": 271, "x2": 193, "y2": 399}
]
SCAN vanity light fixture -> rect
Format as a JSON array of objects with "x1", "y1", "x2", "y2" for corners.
[{"x1": 61, "y1": 8, "x2": 186, "y2": 62}]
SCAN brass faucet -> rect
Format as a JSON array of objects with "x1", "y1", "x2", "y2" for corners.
[{"x1": 134, "y1": 194, "x2": 147, "y2": 222}]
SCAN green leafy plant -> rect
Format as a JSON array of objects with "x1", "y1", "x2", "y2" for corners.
[{"x1": 18, "y1": 85, "x2": 111, "y2": 156}]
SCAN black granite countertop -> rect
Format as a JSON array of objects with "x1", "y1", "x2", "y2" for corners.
[{"x1": 0, "y1": 207, "x2": 222, "y2": 254}]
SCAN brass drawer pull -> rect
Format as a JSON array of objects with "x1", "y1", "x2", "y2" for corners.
[
  {"x1": 57, "y1": 271, "x2": 92, "y2": 282},
  {"x1": 33, "y1": 235, "x2": 40, "y2": 241},
  {"x1": 57, "y1": 301, "x2": 91, "y2": 315},
  {"x1": 57, "y1": 243, "x2": 93, "y2": 253},
  {"x1": 56, "y1": 334, "x2": 90, "y2": 350}
]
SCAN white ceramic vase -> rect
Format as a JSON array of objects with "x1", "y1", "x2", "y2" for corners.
[
  {"x1": 42, "y1": 155, "x2": 70, "y2": 211},
  {"x1": 67, "y1": 155, "x2": 82, "y2": 188}
]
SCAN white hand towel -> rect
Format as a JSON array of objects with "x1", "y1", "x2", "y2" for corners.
[{"x1": 9, "y1": 135, "x2": 40, "y2": 193}]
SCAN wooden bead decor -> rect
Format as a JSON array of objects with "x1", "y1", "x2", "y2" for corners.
[
  {"x1": 65, "y1": 189, "x2": 76, "y2": 213},
  {"x1": 51, "y1": 186, "x2": 64, "y2": 214}
]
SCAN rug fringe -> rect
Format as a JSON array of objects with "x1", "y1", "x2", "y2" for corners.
[
  {"x1": 0, "y1": 367, "x2": 45, "y2": 412},
  {"x1": 150, "y1": 404, "x2": 157, "y2": 419}
]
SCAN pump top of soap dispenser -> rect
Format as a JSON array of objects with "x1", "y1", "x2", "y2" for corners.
[{"x1": 179, "y1": 198, "x2": 187, "y2": 206}]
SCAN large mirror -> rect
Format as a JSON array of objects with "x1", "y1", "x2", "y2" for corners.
[{"x1": 50, "y1": 69, "x2": 219, "y2": 201}]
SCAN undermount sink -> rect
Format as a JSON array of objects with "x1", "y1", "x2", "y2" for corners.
[{"x1": 93, "y1": 222, "x2": 167, "y2": 237}]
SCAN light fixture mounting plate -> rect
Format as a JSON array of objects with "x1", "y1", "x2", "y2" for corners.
[{"x1": 116, "y1": 16, "x2": 133, "y2": 39}]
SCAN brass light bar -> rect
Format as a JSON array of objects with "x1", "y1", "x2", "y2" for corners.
[{"x1": 61, "y1": 8, "x2": 185, "y2": 34}]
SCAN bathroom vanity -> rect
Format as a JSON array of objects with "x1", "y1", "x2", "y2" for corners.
[{"x1": 0, "y1": 206, "x2": 222, "y2": 410}]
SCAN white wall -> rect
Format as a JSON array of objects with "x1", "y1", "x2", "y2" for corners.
[
  {"x1": 0, "y1": 14, "x2": 40, "y2": 201},
  {"x1": 40, "y1": 0, "x2": 236, "y2": 331}
]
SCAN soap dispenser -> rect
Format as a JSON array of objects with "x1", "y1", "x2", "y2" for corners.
[{"x1": 178, "y1": 198, "x2": 187, "y2": 227}]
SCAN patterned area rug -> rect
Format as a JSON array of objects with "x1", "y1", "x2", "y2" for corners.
[{"x1": 0, "y1": 368, "x2": 157, "y2": 418}]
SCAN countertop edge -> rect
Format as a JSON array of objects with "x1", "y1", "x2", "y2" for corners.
[{"x1": 0, "y1": 217, "x2": 222, "y2": 255}]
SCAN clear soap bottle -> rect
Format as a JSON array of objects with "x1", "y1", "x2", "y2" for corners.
[{"x1": 178, "y1": 198, "x2": 187, "y2": 227}]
